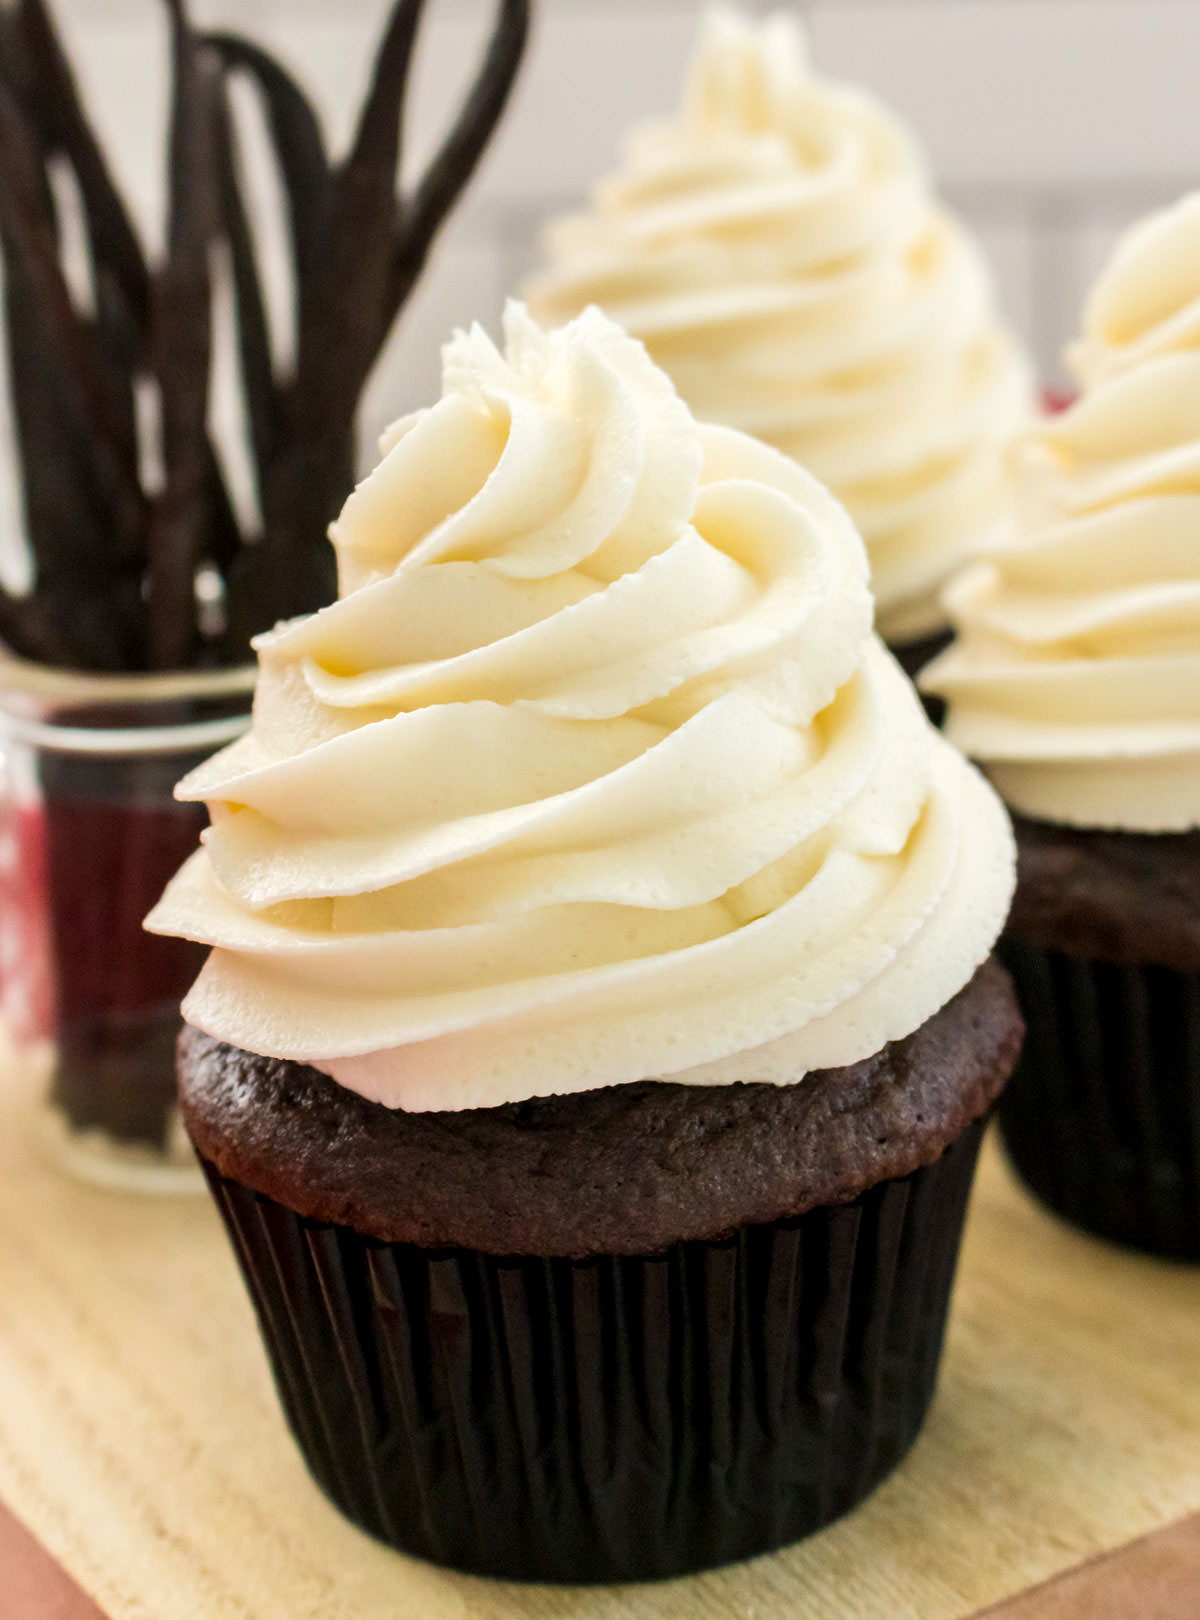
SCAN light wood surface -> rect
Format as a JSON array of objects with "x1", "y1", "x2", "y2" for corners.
[{"x1": 1, "y1": 1056, "x2": 1199, "y2": 1620}]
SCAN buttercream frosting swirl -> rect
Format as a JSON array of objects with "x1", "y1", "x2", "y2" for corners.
[
  {"x1": 923, "y1": 192, "x2": 1200, "y2": 833},
  {"x1": 148, "y1": 303, "x2": 1014, "y2": 1112},
  {"x1": 524, "y1": 4, "x2": 1033, "y2": 642}
]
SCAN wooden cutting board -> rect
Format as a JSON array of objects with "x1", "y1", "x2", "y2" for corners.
[{"x1": 2, "y1": 1050, "x2": 1199, "y2": 1620}]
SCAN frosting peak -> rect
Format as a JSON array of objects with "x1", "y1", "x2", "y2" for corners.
[
  {"x1": 683, "y1": 7, "x2": 804, "y2": 125},
  {"x1": 1073, "y1": 193, "x2": 1200, "y2": 389},
  {"x1": 524, "y1": 6, "x2": 1033, "y2": 642},
  {"x1": 333, "y1": 307, "x2": 702, "y2": 597},
  {"x1": 149, "y1": 303, "x2": 1014, "y2": 1111},
  {"x1": 924, "y1": 193, "x2": 1200, "y2": 832}
]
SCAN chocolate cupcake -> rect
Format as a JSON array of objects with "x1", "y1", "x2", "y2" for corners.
[
  {"x1": 523, "y1": 6, "x2": 1034, "y2": 681},
  {"x1": 149, "y1": 304, "x2": 1021, "y2": 1580},
  {"x1": 924, "y1": 193, "x2": 1200, "y2": 1259}
]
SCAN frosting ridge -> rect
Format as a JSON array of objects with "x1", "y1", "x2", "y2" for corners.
[
  {"x1": 148, "y1": 303, "x2": 1014, "y2": 1111},
  {"x1": 524, "y1": 4, "x2": 1033, "y2": 641},
  {"x1": 924, "y1": 192, "x2": 1200, "y2": 832}
]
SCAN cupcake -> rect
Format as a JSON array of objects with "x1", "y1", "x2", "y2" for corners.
[
  {"x1": 524, "y1": 4, "x2": 1034, "y2": 678},
  {"x1": 923, "y1": 193, "x2": 1200, "y2": 1259},
  {"x1": 148, "y1": 304, "x2": 1021, "y2": 1581}
]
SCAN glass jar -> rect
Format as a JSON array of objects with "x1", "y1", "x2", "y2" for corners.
[{"x1": 0, "y1": 655, "x2": 253, "y2": 1191}]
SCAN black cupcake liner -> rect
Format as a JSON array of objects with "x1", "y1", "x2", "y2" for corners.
[
  {"x1": 888, "y1": 630, "x2": 951, "y2": 728},
  {"x1": 998, "y1": 940, "x2": 1200, "y2": 1259},
  {"x1": 200, "y1": 1117, "x2": 985, "y2": 1584}
]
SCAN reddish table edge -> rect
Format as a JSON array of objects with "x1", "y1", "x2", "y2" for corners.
[
  {"x1": 0, "y1": 1499, "x2": 107, "y2": 1619},
  {"x1": 968, "y1": 1509, "x2": 1200, "y2": 1619}
]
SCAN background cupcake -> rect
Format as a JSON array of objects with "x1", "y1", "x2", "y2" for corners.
[
  {"x1": 924, "y1": 192, "x2": 1200, "y2": 1259},
  {"x1": 149, "y1": 304, "x2": 1021, "y2": 1581},
  {"x1": 524, "y1": 4, "x2": 1034, "y2": 673}
]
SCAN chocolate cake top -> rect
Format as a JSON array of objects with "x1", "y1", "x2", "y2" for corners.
[
  {"x1": 1009, "y1": 814, "x2": 1200, "y2": 973},
  {"x1": 180, "y1": 957, "x2": 1021, "y2": 1258}
]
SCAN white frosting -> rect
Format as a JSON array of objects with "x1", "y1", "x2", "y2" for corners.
[
  {"x1": 924, "y1": 192, "x2": 1200, "y2": 833},
  {"x1": 148, "y1": 303, "x2": 1015, "y2": 1112},
  {"x1": 524, "y1": 4, "x2": 1033, "y2": 642}
]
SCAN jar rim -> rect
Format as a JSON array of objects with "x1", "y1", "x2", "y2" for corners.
[
  {"x1": 0, "y1": 649, "x2": 255, "y2": 756},
  {"x1": 0, "y1": 649, "x2": 257, "y2": 704},
  {"x1": 0, "y1": 709, "x2": 251, "y2": 757}
]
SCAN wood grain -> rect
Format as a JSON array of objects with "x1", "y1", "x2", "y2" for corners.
[{"x1": 1, "y1": 1052, "x2": 1199, "y2": 1619}]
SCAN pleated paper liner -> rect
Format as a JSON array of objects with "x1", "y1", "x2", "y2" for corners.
[
  {"x1": 998, "y1": 941, "x2": 1200, "y2": 1260},
  {"x1": 200, "y1": 1116, "x2": 986, "y2": 1585},
  {"x1": 890, "y1": 629, "x2": 952, "y2": 728}
]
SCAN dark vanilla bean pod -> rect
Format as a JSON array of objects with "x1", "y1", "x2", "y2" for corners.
[
  {"x1": 203, "y1": 30, "x2": 336, "y2": 649},
  {"x1": 292, "y1": 0, "x2": 424, "y2": 440},
  {"x1": 0, "y1": 0, "x2": 531, "y2": 672},
  {"x1": 299, "y1": 0, "x2": 530, "y2": 443},
  {"x1": 201, "y1": 440, "x2": 243, "y2": 585},
  {"x1": 146, "y1": 0, "x2": 222, "y2": 671},
  {"x1": 0, "y1": 233, "x2": 139, "y2": 668},
  {"x1": 88, "y1": 273, "x2": 143, "y2": 545},
  {"x1": 221, "y1": 0, "x2": 429, "y2": 649},
  {"x1": 0, "y1": 64, "x2": 146, "y2": 667},
  {"x1": 14, "y1": 0, "x2": 150, "y2": 339},
  {"x1": 0, "y1": 74, "x2": 143, "y2": 565},
  {"x1": 219, "y1": 0, "x2": 529, "y2": 656},
  {"x1": 386, "y1": 0, "x2": 529, "y2": 329},
  {"x1": 219, "y1": 0, "x2": 427, "y2": 651},
  {"x1": 211, "y1": 80, "x2": 275, "y2": 501},
  {"x1": 0, "y1": 577, "x2": 81, "y2": 666},
  {"x1": 0, "y1": 0, "x2": 150, "y2": 665},
  {"x1": 202, "y1": 33, "x2": 330, "y2": 297},
  {"x1": 218, "y1": 447, "x2": 345, "y2": 658},
  {"x1": 0, "y1": 78, "x2": 138, "y2": 486}
]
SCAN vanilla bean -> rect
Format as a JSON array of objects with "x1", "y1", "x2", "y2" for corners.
[
  {"x1": 0, "y1": 579, "x2": 77, "y2": 664},
  {"x1": 203, "y1": 33, "x2": 329, "y2": 298},
  {"x1": 146, "y1": 0, "x2": 222, "y2": 670},
  {"x1": 203, "y1": 442, "x2": 242, "y2": 582},
  {"x1": 2, "y1": 231, "x2": 101, "y2": 604},
  {"x1": 0, "y1": 74, "x2": 141, "y2": 540},
  {"x1": 0, "y1": 0, "x2": 531, "y2": 673},
  {"x1": 16, "y1": 0, "x2": 148, "y2": 537},
  {"x1": 0, "y1": 8, "x2": 55, "y2": 221},
  {"x1": 15, "y1": 0, "x2": 149, "y2": 342},
  {"x1": 212, "y1": 80, "x2": 274, "y2": 501},
  {"x1": 0, "y1": 72, "x2": 136, "y2": 498},
  {"x1": 221, "y1": 0, "x2": 426, "y2": 655},
  {"x1": 261, "y1": 0, "x2": 526, "y2": 565},
  {"x1": 387, "y1": 0, "x2": 528, "y2": 331},
  {"x1": 88, "y1": 273, "x2": 141, "y2": 571},
  {"x1": 3, "y1": 235, "x2": 145, "y2": 667},
  {"x1": 293, "y1": 0, "x2": 423, "y2": 446},
  {"x1": 203, "y1": 27, "x2": 336, "y2": 640}
]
